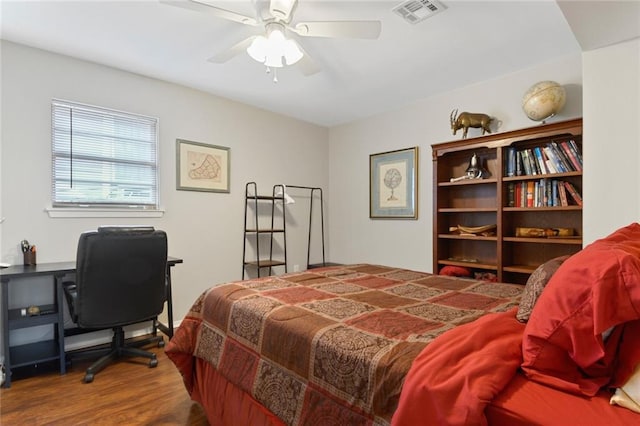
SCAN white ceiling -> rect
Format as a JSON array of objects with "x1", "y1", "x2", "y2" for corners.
[{"x1": 0, "y1": 1, "x2": 637, "y2": 127}]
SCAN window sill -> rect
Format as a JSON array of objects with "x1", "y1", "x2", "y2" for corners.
[{"x1": 45, "y1": 207, "x2": 165, "y2": 219}]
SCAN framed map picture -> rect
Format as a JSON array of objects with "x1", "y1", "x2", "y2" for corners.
[
  {"x1": 176, "y1": 139, "x2": 230, "y2": 193},
  {"x1": 370, "y1": 147, "x2": 418, "y2": 219}
]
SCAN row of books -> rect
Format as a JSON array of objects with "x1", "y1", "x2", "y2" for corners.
[
  {"x1": 507, "y1": 179, "x2": 583, "y2": 208},
  {"x1": 505, "y1": 139, "x2": 582, "y2": 177}
]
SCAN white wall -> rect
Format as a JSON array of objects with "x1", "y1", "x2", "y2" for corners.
[
  {"x1": 0, "y1": 41, "x2": 328, "y2": 348},
  {"x1": 328, "y1": 54, "x2": 583, "y2": 272},
  {"x1": 582, "y1": 38, "x2": 640, "y2": 243},
  {"x1": 3, "y1": 36, "x2": 638, "y2": 357}
]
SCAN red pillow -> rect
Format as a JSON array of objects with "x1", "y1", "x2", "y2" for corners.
[
  {"x1": 521, "y1": 223, "x2": 640, "y2": 395},
  {"x1": 439, "y1": 265, "x2": 472, "y2": 277}
]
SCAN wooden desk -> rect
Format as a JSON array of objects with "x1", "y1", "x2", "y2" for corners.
[{"x1": 0, "y1": 257, "x2": 182, "y2": 388}]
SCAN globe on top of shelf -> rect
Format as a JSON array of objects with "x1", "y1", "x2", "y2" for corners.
[{"x1": 522, "y1": 81, "x2": 566, "y2": 123}]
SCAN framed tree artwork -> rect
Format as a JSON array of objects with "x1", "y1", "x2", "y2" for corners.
[
  {"x1": 176, "y1": 139, "x2": 230, "y2": 193},
  {"x1": 369, "y1": 147, "x2": 418, "y2": 219}
]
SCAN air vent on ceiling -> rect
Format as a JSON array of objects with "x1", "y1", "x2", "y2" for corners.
[{"x1": 392, "y1": 0, "x2": 446, "y2": 24}]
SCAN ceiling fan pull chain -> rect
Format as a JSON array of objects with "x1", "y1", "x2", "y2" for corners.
[{"x1": 263, "y1": 65, "x2": 278, "y2": 83}]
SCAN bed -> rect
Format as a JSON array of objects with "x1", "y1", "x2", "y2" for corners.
[{"x1": 167, "y1": 224, "x2": 640, "y2": 425}]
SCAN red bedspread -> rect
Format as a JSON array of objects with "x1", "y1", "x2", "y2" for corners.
[
  {"x1": 392, "y1": 308, "x2": 525, "y2": 425},
  {"x1": 166, "y1": 264, "x2": 524, "y2": 425}
]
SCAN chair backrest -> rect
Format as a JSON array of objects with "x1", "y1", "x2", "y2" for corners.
[{"x1": 74, "y1": 226, "x2": 168, "y2": 329}]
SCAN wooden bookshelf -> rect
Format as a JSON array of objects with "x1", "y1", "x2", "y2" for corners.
[{"x1": 432, "y1": 118, "x2": 583, "y2": 284}]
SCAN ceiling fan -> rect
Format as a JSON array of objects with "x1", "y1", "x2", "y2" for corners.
[{"x1": 161, "y1": 0, "x2": 382, "y2": 81}]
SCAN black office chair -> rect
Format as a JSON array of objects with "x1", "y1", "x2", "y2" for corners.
[{"x1": 63, "y1": 226, "x2": 168, "y2": 383}]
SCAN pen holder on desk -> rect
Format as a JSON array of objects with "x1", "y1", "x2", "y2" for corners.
[{"x1": 23, "y1": 251, "x2": 36, "y2": 266}]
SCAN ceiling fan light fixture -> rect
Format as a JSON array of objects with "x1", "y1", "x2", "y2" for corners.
[
  {"x1": 283, "y1": 39, "x2": 303, "y2": 65},
  {"x1": 246, "y1": 25, "x2": 303, "y2": 68},
  {"x1": 247, "y1": 35, "x2": 269, "y2": 63},
  {"x1": 264, "y1": 52, "x2": 284, "y2": 68}
]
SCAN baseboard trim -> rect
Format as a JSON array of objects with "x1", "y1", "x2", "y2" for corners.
[{"x1": 64, "y1": 319, "x2": 183, "y2": 352}]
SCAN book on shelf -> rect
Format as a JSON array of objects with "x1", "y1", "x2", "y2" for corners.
[
  {"x1": 551, "y1": 179, "x2": 559, "y2": 207},
  {"x1": 516, "y1": 151, "x2": 523, "y2": 176},
  {"x1": 507, "y1": 182, "x2": 515, "y2": 207},
  {"x1": 526, "y1": 181, "x2": 534, "y2": 207},
  {"x1": 542, "y1": 147, "x2": 552, "y2": 174},
  {"x1": 544, "y1": 155, "x2": 558, "y2": 174},
  {"x1": 506, "y1": 147, "x2": 516, "y2": 177},
  {"x1": 563, "y1": 181, "x2": 583, "y2": 206},
  {"x1": 528, "y1": 149, "x2": 541, "y2": 175},
  {"x1": 544, "y1": 178, "x2": 551, "y2": 206},
  {"x1": 533, "y1": 146, "x2": 549, "y2": 174},
  {"x1": 558, "y1": 181, "x2": 568, "y2": 206},
  {"x1": 561, "y1": 140, "x2": 583, "y2": 171},
  {"x1": 515, "y1": 182, "x2": 525, "y2": 207},
  {"x1": 543, "y1": 146, "x2": 564, "y2": 173},
  {"x1": 569, "y1": 139, "x2": 583, "y2": 165},
  {"x1": 550, "y1": 141, "x2": 575, "y2": 172},
  {"x1": 518, "y1": 182, "x2": 524, "y2": 207},
  {"x1": 520, "y1": 149, "x2": 532, "y2": 175}
]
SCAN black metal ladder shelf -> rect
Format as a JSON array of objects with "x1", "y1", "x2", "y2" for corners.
[{"x1": 242, "y1": 182, "x2": 287, "y2": 279}]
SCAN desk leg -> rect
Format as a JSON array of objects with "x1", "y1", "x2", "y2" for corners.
[
  {"x1": 1, "y1": 278, "x2": 11, "y2": 388},
  {"x1": 55, "y1": 275, "x2": 66, "y2": 376},
  {"x1": 157, "y1": 265, "x2": 174, "y2": 338}
]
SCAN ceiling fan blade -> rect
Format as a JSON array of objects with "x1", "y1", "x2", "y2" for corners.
[
  {"x1": 293, "y1": 42, "x2": 321, "y2": 76},
  {"x1": 297, "y1": 55, "x2": 321, "y2": 76},
  {"x1": 160, "y1": 0, "x2": 258, "y2": 26},
  {"x1": 207, "y1": 36, "x2": 256, "y2": 63},
  {"x1": 292, "y1": 21, "x2": 382, "y2": 39},
  {"x1": 269, "y1": 0, "x2": 298, "y2": 22}
]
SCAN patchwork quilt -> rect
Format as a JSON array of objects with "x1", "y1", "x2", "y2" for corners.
[{"x1": 166, "y1": 264, "x2": 524, "y2": 425}]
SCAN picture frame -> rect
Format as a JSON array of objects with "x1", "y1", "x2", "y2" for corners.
[
  {"x1": 370, "y1": 147, "x2": 418, "y2": 219},
  {"x1": 176, "y1": 139, "x2": 230, "y2": 193}
]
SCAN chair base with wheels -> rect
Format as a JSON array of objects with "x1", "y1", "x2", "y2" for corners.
[{"x1": 67, "y1": 325, "x2": 165, "y2": 383}]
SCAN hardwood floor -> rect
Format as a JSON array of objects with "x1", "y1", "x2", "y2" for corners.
[{"x1": 0, "y1": 339, "x2": 209, "y2": 425}]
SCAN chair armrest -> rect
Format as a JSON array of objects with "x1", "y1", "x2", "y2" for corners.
[
  {"x1": 62, "y1": 281, "x2": 77, "y2": 295},
  {"x1": 62, "y1": 281, "x2": 78, "y2": 321}
]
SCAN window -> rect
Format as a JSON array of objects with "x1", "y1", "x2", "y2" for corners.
[{"x1": 51, "y1": 100, "x2": 159, "y2": 210}]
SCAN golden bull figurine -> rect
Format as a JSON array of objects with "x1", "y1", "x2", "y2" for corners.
[{"x1": 450, "y1": 109, "x2": 493, "y2": 139}]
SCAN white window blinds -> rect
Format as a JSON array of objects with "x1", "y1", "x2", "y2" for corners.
[{"x1": 51, "y1": 100, "x2": 159, "y2": 209}]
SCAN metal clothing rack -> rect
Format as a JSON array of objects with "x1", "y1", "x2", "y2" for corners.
[{"x1": 285, "y1": 185, "x2": 326, "y2": 269}]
